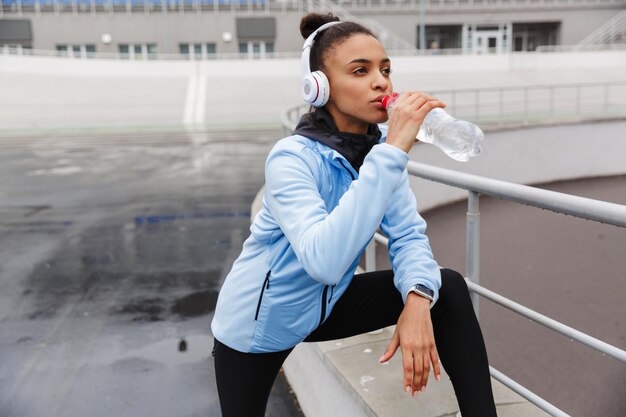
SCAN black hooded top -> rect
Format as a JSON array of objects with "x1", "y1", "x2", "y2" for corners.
[{"x1": 293, "y1": 107, "x2": 382, "y2": 173}]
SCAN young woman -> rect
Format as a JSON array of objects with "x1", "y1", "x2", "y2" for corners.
[{"x1": 211, "y1": 13, "x2": 498, "y2": 417}]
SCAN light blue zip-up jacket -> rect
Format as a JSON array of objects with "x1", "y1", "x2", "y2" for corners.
[{"x1": 211, "y1": 125, "x2": 441, "y2": 353}]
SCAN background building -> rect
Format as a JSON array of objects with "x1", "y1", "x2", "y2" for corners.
[{"x1": 1, "y1": 0, "x2": 625, "y2": 59}]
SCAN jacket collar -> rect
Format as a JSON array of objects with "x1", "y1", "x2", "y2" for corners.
[{"x1": 293, "y1": 107, "x2": 381, "y2": 174}]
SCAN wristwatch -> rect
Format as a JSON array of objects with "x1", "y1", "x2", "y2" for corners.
[{"x1": 408, "y1": 284, "x2": 434, "y2": 305}]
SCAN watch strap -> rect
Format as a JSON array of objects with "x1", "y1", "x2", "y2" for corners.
[{"x1": 407, "y1": 284, "x2": 434, "y2": 305}]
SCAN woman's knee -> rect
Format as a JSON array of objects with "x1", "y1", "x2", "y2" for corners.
[{"x1": 439, "y1": 268, "x2": 471, "y2": 303}]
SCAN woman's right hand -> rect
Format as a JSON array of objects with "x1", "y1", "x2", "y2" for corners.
[{"x1": 385, "y1": 91, "x2": 446, "y2": 154}]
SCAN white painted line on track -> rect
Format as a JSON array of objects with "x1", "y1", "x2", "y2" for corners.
[
  {"x1": 183, "y1": 75, "x2": 198, "y2": 126},
  {"x1": 194, "y1": 76, "x2": 207, "y2": 126}
]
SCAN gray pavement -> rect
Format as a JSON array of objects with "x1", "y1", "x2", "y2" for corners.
[{"x1": 0, "y1": 130, "x2": 303, "y2": 417}]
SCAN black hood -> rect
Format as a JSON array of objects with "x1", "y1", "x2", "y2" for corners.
[{"x1": 293, "y1": 107, "x2": 381, "y2": 173}]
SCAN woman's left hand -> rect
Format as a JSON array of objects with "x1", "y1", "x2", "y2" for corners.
[{"x1": 378, "y1": 293, "x2": 441, "y2": 396}]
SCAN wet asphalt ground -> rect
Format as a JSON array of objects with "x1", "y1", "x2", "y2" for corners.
[
  {"x1": 0, "y1": 131, "x2": 303, "y2": 417},
  {"x1": 1, "y1": 131, "x2": 624, "y2": 417}
]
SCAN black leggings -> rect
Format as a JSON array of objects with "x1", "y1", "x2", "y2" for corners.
[{"x1": 213, "y1": 268, "x2": 497, "y2": 417}]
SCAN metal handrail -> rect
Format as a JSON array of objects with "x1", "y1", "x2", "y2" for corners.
[
  {"x1": 488, "y1": 366, "x2": 570, "y2": 417},
  {"x1": 576, "y1": 10, "x2": 626, "y2": 50},
  {"x1": 370, "y1": 230, "x2": 626, "y2": 363},
  {"x1": 467, "y1": 281, "x2": 626, "y2": 362},
  {"x1": 280, "y1": 103, "x2": 626, "y2": 417},
  {"x1": 407, "y1": 161, "x2": 626, "y2": 228},
  {"x1": 373, "y1": 163, "x2": 626, "y2": 416}
]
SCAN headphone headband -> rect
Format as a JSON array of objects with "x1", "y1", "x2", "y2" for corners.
[
  {"x1": 301, "y1": 21, "x2": 341, "y2": 77},
  {"x1": 300, "y1": 21, "x2": 340, "y2": 107}
]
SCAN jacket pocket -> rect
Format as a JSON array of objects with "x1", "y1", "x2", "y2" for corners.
[{"x1": 254, "y1": 270, "x2": 271, "y2": 321}]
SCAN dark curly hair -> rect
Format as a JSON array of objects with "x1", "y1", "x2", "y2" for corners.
[{"x1": 299, "y1": 12, "x2": 377, "y2": 73}]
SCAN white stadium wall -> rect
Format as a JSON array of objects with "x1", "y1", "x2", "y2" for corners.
[
  {"x1": 4, "y1": 50, "x2": 626, "y2": 205},
  {"x1": 1, "y1": 50, "x2": 625, "y2": 131}
]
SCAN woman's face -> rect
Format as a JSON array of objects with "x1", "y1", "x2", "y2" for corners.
[{"x1": 323, "y1": 33, "x2": 393, "y2": 135}]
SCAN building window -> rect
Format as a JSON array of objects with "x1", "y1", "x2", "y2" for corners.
[
  {"x1": 206, "y1": 43, "x2": 216, "y2": 56},
  {"x1": 236, "y1": 16, "x2": 276, "y2": 58},
  {"x1": 119, "y1": 44, "x2": 129, "y2": 59},
  {"x1": 512, "y1": 23, "x2": 559, "y2": 52},
  {"x1": 178, "y1": 43, "x2": 217, "y2": 60},
  {"x1": 417, "y1": 25, "x2": 462, "y2": 52},
  {"x1": 0, "y1": 19, "x2": 33, "y2": 52},
  {"x1": 85, "y1": 44, "x2": 96, "y2": 58},
  {"x1": 56, "y1": 45, "x2": 68, "y2": 57},
  {"x1": 238, "y1": 41, "x2": 274, "y2": 59},
  {"x1": 118, "y1": 43, "x2": 158, "y2": 60},
  {"x1": 147, "y1": 44, "x2": 157, "y2": 58},
  {"x1": 55, "y1": 44, "x2": 97, "y2": 58},
  {"x1": 1, "y1": 44, "x2": 28, "y2": 55},
  {"x1": 462, "y1": 23, "x2": 513, "y2": 54}
]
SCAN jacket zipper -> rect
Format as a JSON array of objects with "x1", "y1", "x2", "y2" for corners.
[
  {"x1": 318, "y1": 285, "x2": 329, "y2": 326},
  {"x1": 329, "y1": 284, "x2": 336, "y2": 303},
  {"x1": 254, "y1": 270, "x2": 271, "y2": 321},
  {"x1": 338, "y1": 159, "x2": 355, "y2": 181}
]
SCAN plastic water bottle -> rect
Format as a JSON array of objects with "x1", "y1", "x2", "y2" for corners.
[{"x1": 382, "y1": 94, "x2": 484, "y2": 162}]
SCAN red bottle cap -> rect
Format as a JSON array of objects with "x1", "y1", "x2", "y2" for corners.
[
  {"x1": 381, "y1": 92, "x2": 399, "y2": 110},
  {"x1": 381, "y1": 95, "x2": 393, "y2": 110}
]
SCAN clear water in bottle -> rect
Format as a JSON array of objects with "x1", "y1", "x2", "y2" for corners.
[{"x1": 382, "y1": 95, "x2": 484, "y2": 162}]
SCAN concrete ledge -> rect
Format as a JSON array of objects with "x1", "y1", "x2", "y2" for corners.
[{"x1": 283, "y1": 327, "x2": 550, "y2": 417}]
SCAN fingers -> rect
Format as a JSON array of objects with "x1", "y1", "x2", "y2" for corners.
[
  {"x1": 392, "y1": 92, "x2": 446, "y2": 122},
  {"x1": 384, "y1": 305, "x2": 441, "y2": 397},
  {"x1": 409, "y1": 353, "x2": 431, "y2": 395},
  {"x1": 379, "y1": 330, "x2": 400, "y2": 363},
  {"x1": 399, "y1": 91, "x2": 445, "y2": 110},
  {"x1": 402, "y1": 348, "x2": 414, "y2": 395},
  {"x1": 431, "y1": 347, "x2": 441, "y2": 382},
  {"x1": 385, "y1": 90, "x2": 447, "y2": 154},
  {"x1": 396, "y1": 90, "x2": 436, "y2": 103},
  {"x1": 420, "y1": 353, "x2": 430, "y2": 391},
  {"x1": 412, "y1": 354, "x2": 423, "y2": 396}
]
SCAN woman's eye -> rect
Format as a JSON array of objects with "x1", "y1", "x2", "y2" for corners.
[
  {"x1": 353, "y1": 67, "x2": 367, "y2": 74},
  {"x1": 382, "y1": 67, "x2": 392, "y2": 75}
]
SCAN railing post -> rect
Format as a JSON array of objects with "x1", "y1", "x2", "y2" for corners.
[{"x1": 467, "y1": 190, "x2": 480, "y2": 318}]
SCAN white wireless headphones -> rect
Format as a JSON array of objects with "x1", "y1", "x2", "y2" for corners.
[{"x1": 301, "y1": 21, "x2": 341, "y2": 107}]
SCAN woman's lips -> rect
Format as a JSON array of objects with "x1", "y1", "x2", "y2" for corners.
[
  {"x1": 373, "y1": 94, "x2": 387, "y2": 102},
  {"x1": 372, "y1": 101, "x2": 385, "y2": 109}
]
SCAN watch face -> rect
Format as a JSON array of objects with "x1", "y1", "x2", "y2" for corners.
[{"x1": 415, "y1": 284, "x2": 434, "y2": 298}]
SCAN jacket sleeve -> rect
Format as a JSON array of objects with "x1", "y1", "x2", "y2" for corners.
[
  {"x1": 264, "y1": 141, "x2": 409, "y2": 285},
  {"x1": 379, "y1": 168, "x2": 442, "y2": 306}
]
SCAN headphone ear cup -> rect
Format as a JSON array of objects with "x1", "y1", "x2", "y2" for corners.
[
  {"x1": 301, "y1": 73, "x2": 318, "y2": 105},
  {"x1": 310, "y1": 71, "x2": 330, "y2": 107}
]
